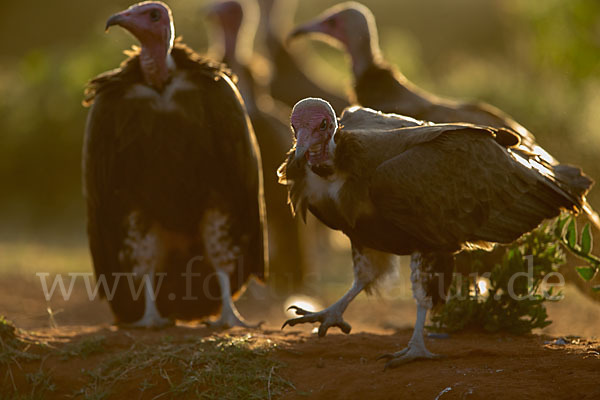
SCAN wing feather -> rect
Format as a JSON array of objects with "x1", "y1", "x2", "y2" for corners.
[{"x1": 369, "y1": 127, "x2": 576, "y2": 252}]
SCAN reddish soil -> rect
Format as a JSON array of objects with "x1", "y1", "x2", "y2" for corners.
[{"x1": 1, "y1": 273, "x2": 599, "y2": 399}]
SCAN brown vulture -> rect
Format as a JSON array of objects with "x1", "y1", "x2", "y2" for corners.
[
  {"x1": 288, "y1": 2, "x2": 600, "y2": 229},
  {"x1": 256, "y1": 0, "x2": 350, "y2": 114},
  {"x1": 205, "y1": 0, "x2": 307, "y2": 290},
  {"x1": 278, "y1": 98, "x2": 594, "y2": 367},
  {"x1": 82, "y1": 1, "x2": 266, "y2": 328}
]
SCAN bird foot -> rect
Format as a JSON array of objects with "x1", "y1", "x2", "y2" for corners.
[
  {"x1": 282, "y1": 305, "x2": 352, "y2": 337},
  {"x1": 204, "y1": 309, "x2": 263, "y2": 330},
  {"x1": 378, "y1": 344, "x2": 443, "y2": 369}
]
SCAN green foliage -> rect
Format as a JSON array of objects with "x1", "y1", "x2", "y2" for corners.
[
  {"x1": 431, "y1": 221, "x2": 565, "y2": 334},
  {"x1": 433, "y1": 213, "x2": 600, "y2": 334},
  {"x1": 554, "y1": 214, "x2": 600, "y2": 282},
  {"x1": 509, "y1": 0, "x2": 600, "y2": 81}
]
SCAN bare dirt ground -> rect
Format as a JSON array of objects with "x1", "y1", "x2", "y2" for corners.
[{"x1": 1, "y1": 272, "x2": 600, "y2": 399}]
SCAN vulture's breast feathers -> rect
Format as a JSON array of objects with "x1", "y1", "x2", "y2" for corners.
[
  {"x1": 84, "y1": 41, "x2": 235, "y2": 112},
  {"x1": 124, "y1": 59, "x2": 197, "y2": 113}
]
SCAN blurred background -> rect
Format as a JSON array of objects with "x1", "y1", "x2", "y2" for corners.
[{"x1": 0, "y1": 0, "x2": 599, "y2": 333}]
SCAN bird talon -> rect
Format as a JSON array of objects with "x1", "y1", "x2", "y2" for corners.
[
  {"x1": 281, "y1": 304, "x2": 351, "y2": 337},
  {"x1": 287, "y1": 305, "x2": 311, "y2": 316},
  {"x1": 376, "y1": 353, "x2": 394, "y2": 361},
  {"x1": 379, "y1": 346, "x2": 443, "y2": 369}
]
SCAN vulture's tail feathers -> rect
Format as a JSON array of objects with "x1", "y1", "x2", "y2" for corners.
[
  {"x1": 551, "y1": 163, "x2": 599, "y2": 230},
  {"x1": 552, "y1": 164, "x2": 594, "y2": 200},
  {"x1": 476, "y1": 173, "x2": 579, "y2": 244}
]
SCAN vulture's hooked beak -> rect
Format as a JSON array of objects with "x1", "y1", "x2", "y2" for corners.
[
  {"x1": 105, "y1": 12, "x2": 127, "y2": 32},
  {"x1": 294, "y1": 128, "x2": 326, "y2": 162},
  {"x1": 294, "y1": 128, "x2": 312, "y2": 161},
  {"x1": 294, "y1": 143, "x2": 308, "y2": 161}
]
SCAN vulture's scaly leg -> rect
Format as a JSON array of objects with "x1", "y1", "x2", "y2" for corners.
[
  {"x1": 202, "y1": 209, "x2": 257, "y2": 329},
  {"x1": 207, "y1": 269, "x2": 257, "y2": 329},
  {"x1": 283, "y1": 244, "x2": 395, "y2": 337},
  {"x1": 120, "y1": 213, "x2": 172, "y2": 328},
  {"x1": 127, "y1": 269, "x2": 172, "y2": 328},
  {"x1": 379, "y1": 252, "x2": 443, "y2": 368}
]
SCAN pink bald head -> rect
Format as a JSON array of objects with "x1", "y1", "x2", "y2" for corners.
[
  {"x1": 106, "y1": 1, "x2": 174, "y2": 49},
  {"x1": 288, "y1": 2, "x2": 380, "y2": 77},
  {"x1": 291, "y1": 98, "x2": 338, "y2": 165},
  {"x1": 206, "y1": 0, "x2": 245, "y2": 63},
  {"x1": 106, "y1": 1, "x2": 174, "y2": 88},
  {"x1": 207, "y1": 1, "x2": 244, "y2": 36}
]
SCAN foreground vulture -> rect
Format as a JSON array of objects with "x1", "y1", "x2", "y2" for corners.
[
  {"x1": 206, "y1": 0, "x2": 306, "y2": 290},
  {"x1": 288, "y1": 2, "x2": 600, "y2": 229},
  {"x1": 278, "y1": 98, "x2": 593, "y2": 367},
  {"x1": 82, "y1": 1, "x2": 266, "y2": 328}
]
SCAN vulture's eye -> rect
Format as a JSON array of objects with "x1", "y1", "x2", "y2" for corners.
[
  {"x1": 319, "y1": 119, "x2": 328, "y2": 131},
  {"x1": 150, "y1": 9, "x2": 161, "y2": 21},
  {"x1": 326, "y1": 18, "x2": 336, "y2": 27}
]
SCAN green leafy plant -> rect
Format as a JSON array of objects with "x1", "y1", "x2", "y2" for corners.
[
  {"x1": 554, "y1": 214, "x2": 600, "y2": 290},
  {"x1": 432, "y1": 213, "x2": 600, "y2": 334},
  {"x1": 431, "y1": 221, "x2": 566, "y2": 334}
]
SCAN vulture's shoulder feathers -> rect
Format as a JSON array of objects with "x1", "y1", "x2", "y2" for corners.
[{"x1": 83, "y1": 39, "x2": 234, "y2": 107}]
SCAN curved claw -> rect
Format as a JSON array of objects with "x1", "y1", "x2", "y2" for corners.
[
  {"x1": 281, "y1": 304, "x2": 352, "y2": 337},
  {"x1": 380, "y1": 348, "x2": 444, "y2": 370},
  {"x1": 376, "y1": 353, "x2": 394, "y2": 362},
  {"x1": 287, "y1": 305, "x2": 311, "y2": 316},
  {"x1": 281, "y1": 314, "x2": 318, "y2": 330},
  {"x1": 318, "y1": 321, "x2": 351, "y2": 337},
  {"x1": 377, "y1": 348, "x2": 409, "y2": 361},
  {"x1": 384, "y1": 354, "x2": 444, "y2": 370}
]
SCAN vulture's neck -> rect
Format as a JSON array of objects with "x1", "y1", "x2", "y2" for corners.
[
  {"x1": 222, "y1": 17, "x2": 254, "y2": 67},
  {"x1": 221, "y1": 35, "x2": 258, "y2": 114},
  {"x1": 223, "y1": 29, "x2": 239, "y2": 64},
  {"x1": 347, "y1": 29, "x2": 383, "y2": 80},
  {"x1": 140, "y1": 44, "x2": 172, "y2": 90}
]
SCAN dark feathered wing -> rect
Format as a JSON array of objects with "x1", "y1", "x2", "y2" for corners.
[
  {"x1": 354, "y1": 64, "x2": 598, "y2": 227},
  {"x1": 83, "y1": 42, "x2": 266, "y2": 322},
  {"x1": 368, "y1": 125, "x2": 584, "y2": 252}
]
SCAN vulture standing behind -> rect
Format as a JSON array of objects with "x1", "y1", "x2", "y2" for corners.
[
  {"x1": 83, "y1": 1, "x2": 266, "y2": 328},
  {"x1": 288, "y1": 2, "x2": 600, "y2": 229},
  {"x1": 205, "y1": 0, "x2": 306, "y2": 290},
  {"x1": 256, "y1": 0, "x2": 350, "y2": 114},
  {"x1": 279, "y1": 98, "x2": 594, "y2": 367}
]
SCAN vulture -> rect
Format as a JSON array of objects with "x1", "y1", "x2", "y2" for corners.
[
  {"x1": 278, "y1": 98, "x2": 594, "y2": 367},
  {"x1": 288, "y1": 2, "x2": 600, "y2": 229},
  {"x1": 82, "y1": 1, "x2": 266, "y2": 328},
  {"x1": 206, "y1": 0, "x2": 307, "y2": 290},
  {"x1": 256, "y1": 0, "x2": 350, "y2": 114}
]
